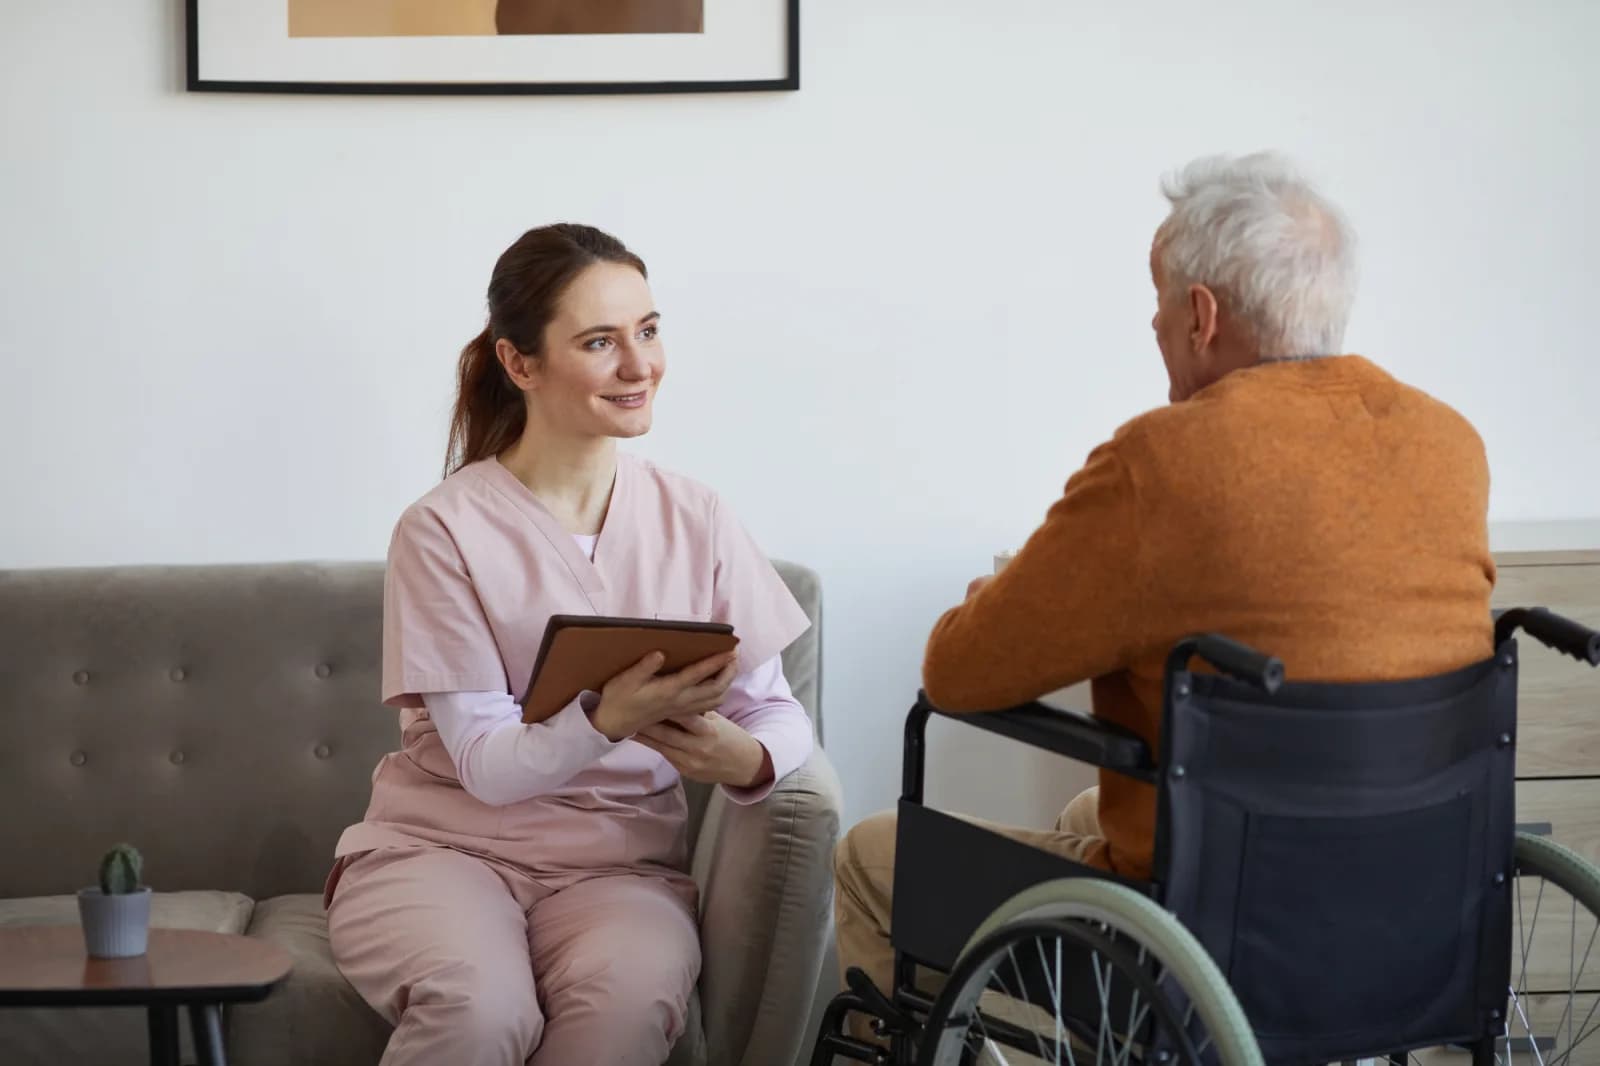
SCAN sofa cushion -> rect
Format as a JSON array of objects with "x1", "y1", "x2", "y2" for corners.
[
  {"x1": 0, "y1": 890, "x2": 255, "y2": 1066},
  {"x1": 228, "y1": 893, "x2": 391, "y2": 1066}
]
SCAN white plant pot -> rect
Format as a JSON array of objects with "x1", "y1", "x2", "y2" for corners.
[{"x1": 77, "y1": 886, "x2": 152, "y2": 958}]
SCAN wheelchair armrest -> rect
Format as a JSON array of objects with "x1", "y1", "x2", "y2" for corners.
[{"x1": 914, "y1": 690, "x2": 1158, "y2": 782}]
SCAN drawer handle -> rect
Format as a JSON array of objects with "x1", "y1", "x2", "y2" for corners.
[
  {"x1": 1516, "y1": 821, "x2": 1554, "y2": 837},
  {"x1": 1500, "y1": 1035, "x2": 1558, "y2": 1054}
]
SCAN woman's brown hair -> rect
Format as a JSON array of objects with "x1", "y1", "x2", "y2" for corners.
[{"x1": 444, "y1": 224, "x2": 648, "y2": 477}]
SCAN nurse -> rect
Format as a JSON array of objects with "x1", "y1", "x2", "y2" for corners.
[{"x1": 326, "y1": 223, "x2": 814, "y2": 1066}]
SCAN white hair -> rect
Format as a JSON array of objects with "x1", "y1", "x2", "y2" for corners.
[{"x1": 1157, "y1": 152, "x2": 1358, "y2": 358}]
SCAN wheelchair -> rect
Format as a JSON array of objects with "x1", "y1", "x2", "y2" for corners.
[{"x1": 811, "y1": 608, "x2": 1600, "y2": 1066}]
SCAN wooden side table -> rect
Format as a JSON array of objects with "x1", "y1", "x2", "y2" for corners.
[{"x1": 0, "y1": 925, "x2": 292, "y2": 1066}]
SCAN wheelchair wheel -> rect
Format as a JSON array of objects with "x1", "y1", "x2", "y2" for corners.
[
  {"x1": 1364, "y1": 833, "x2": 1600, "y2": 1066},
  {"x1": 919, "y1": 877, "x2": 1262, "y2": 1066},
  {"x1": 1493, "y1": 833, "x2": 1600, "y2": 1066}
]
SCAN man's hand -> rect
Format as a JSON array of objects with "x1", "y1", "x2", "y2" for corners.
[{"x1": 634, "y1": 712, "x2": 773, "y2": 789}]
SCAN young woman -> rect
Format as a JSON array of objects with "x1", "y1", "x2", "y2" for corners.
[{"x1": 326, "y1": 224, "x2": 813, "y2": 1066}]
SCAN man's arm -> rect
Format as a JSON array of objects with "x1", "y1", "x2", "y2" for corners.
[{"x1": 923, "y1": 442, "x2": 1144, "y2": 712}]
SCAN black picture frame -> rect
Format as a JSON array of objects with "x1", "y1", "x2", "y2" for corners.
[{"x1": 185, "y1": 0, "x2": 799, "y2": 96}]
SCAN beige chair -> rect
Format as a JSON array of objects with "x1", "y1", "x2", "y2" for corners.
[{"x1": 0, "y1": 561, "x2": 841, "y2": 1066}]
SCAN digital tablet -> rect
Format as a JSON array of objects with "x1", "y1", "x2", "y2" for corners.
[{"x1": 519, "y1": 614, "x2": 740, "y2": 724}]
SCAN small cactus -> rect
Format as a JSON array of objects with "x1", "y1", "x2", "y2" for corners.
[{"x1": 98, "y1": 844, "x2": 143, "y2": 895}]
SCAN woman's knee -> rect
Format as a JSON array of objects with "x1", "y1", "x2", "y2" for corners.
[
  {"x1": 571, "y1": 934, "x2": 696, "y2": 999},
  {"x1": 408, "y1": 963, "x2": 545, "y2": 1055},
  {"x1": 546, "y1": 950, "x2": 695, "y2": 1051},
  {"x1": 603, "y1": 981, "x2": 689, "y2": 1048}
]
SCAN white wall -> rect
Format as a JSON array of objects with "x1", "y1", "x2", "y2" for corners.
[{"x1": 5, "y1": 0, "x2": 1598, "y2": 842}]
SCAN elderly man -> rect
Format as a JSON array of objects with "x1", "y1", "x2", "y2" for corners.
[{"x1": 833, "y1": 152, "x2": 1496, "y2": 1002}]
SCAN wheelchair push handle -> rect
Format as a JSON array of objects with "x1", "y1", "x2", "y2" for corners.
[
  {"x1": 1174, "y1": 634, "x2": 1285, "y2": 693},
  {"x1": 1496, "y1": 607, "x2": 1600, "y2": 665}
]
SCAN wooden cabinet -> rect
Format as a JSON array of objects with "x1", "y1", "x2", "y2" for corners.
[
  {"x1": 1496, "y1": 551, "x2": 1600, "y2": 780},
  {"x1": 1495, "y1": 550, "x2": 1600, "y2": 861},
  {"x1": 1411, "y1": 551, "x2": 1600, "y2": 1064},
  {"x1": 1498, "y1": 552, "x2": 1600, "y2": 1057}
]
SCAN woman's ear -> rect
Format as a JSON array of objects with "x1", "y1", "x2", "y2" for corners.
[{"x1": 495, "y1": 337, "x2": 538, "y2": 391}]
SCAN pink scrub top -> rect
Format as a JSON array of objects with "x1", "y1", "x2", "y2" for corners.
[{"x1": 334, "y1": 453, "x2": 812, "y2": 878}]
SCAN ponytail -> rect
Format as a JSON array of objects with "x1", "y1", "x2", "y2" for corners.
[{"x1": 444, "y1": 326, "x2": 526, "y2": 477}]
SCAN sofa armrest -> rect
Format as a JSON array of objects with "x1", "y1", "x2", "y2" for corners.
[{"x1": 690, "y1": 746, "x2": 843, "y2": 1066}]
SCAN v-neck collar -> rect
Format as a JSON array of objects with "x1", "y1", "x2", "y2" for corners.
[{"x1": 478, "y1": 454, "x2": 627, "y2": 613}]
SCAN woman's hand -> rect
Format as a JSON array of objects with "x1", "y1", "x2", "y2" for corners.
[
  {"x1": 588, "y1": 650, "x2": 739, "y2": 742},
  {"x1": 634, "y1": 712, "x2": 773, "y2": 789}
]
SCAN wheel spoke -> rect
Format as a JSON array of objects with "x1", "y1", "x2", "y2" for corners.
[
  {"x1": 1547, "y1": 913, "x2": 1599, "y2": 1046},
  {"x1": 1059, "y1": 938, "x2": 1075, "y2": 1066},
  {"x1": 1092, "y1": 951, "x2": 1114, "y2": 1066},
  {"x1": 1519, "y1": 879, "x2": 1548, "y2": 997},
  {"x1": 929, "y1": 914, "x2": 1225, "y2": 1066},
  {"x1": 1509, "y1": 988, "x2": 1549, "y2": 1066},
  {"x1": 971, "y1": 992, "x2": 1016, "y2": 1066},
  {"x1": 997, "y1": 945, "x2": 1056, "y2": 1065},
  {"x1": 1033, "y1": 935, "x2": 1067, "y2": 1066},
  {"x1": 1546, "y1": 998, "x2": 1600, "y2": 1066},
  {"x1": 1116, "y1": 999, "x2": 1150, "y2": 1066}
]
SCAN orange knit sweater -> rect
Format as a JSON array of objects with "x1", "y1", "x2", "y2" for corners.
[{"x1": 923, "y1": 356, "x2": 1495, "y2": 879}]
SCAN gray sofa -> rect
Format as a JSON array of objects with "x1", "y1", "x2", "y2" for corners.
[{"x1": 0, "y1": 561, "x2": 841, "y2": 1066}]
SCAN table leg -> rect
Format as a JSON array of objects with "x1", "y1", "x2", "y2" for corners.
[
  {"x1": 146, "y1": 1004, "x2": 180, "y2": 1066},
  {"x1": 189, "y1": 1001, "x2": 227, "y2": 1066}
]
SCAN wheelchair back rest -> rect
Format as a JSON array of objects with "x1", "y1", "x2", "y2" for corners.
[{"x1": 1160, "y1": 646, "x2": 1519, "y2": 1063}]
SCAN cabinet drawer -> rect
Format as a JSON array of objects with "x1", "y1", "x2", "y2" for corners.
[
  {"x1": 1507, "y1": 995, "x2": 1597, "y2": 1066},
  {"x1": 1518, "y1": 780, "x2": 1600, "y2": 867},
  {"x1": 1513, "y1": 782, "x2": 1600, "y2": 997},
  {"x1": 1493, "y1": 560, "x2": 1600, "y2": 778},
  {"x1": 1411, "y1": 999, "x2": 1599, "y2": 1066}
]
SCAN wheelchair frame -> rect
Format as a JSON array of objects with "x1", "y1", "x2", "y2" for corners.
[{"x1": 812, "y1": 611, "x2": 1600, "y2": 1066}]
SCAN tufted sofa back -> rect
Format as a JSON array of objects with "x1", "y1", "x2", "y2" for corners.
[{"x1": 0, "y1": 560, "x2": 821, "y2": 900}]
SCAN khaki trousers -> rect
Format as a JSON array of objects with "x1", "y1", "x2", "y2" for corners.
[{"x1": 832, "y1": 787, "x2": 1103, "y2": 1039}]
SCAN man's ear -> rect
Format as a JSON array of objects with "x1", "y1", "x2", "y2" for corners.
[{"x1": 1187, "y1": 283, "x2": 1221, "y2": 357}]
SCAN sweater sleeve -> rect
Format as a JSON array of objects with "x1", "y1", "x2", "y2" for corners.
[{"x1": 923, "y1": 441, "x2": 1143, "y2": 712}]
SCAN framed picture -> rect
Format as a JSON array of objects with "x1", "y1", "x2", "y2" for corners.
[{"x1": 186, "y1": 0, "x2": 798, "y2": 95}]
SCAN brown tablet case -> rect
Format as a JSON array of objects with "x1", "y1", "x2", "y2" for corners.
[{"x1": 520, "y1": 614, "x2": 740, "y2": 724}]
